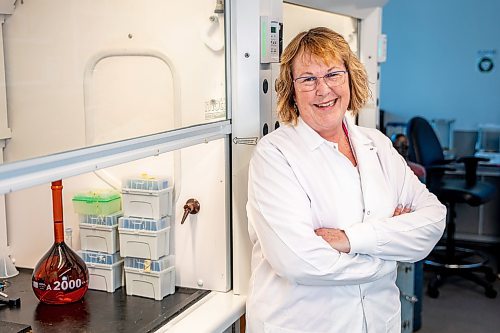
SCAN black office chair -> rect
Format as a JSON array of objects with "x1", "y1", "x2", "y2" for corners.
[{"x1": 407, "y1": 116, "x2": 497, "y2": 298}]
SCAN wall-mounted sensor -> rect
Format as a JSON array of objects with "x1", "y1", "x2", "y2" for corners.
[{"x1": 378, "y1": 34, "x2": 387, "y2": 63}]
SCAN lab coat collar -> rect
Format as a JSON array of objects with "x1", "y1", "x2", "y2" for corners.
[
  {"x1": 344, "y1": 117, "x2": 380, "y2": 172},
  {"x1": 294, "y1": 117, "x2": 325, "y2": 150},
  {"x1": 295, "y1": 115, "x2": 374, "y2": 151},
  {"x1": 295, "y1": 115, "x2": 386, "y2": 220},
  {"x1": 343, "y1": 116, "x2": 374, "y2": 148}
]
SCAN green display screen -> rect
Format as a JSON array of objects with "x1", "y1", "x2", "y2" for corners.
[{"x1": 271, "y1": 26, "x2": 276, "y2": 33}]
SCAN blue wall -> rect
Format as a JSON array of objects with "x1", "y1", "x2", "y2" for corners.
[{"x1": 380, "y1": 0, "x2": 500, "y2": 131}]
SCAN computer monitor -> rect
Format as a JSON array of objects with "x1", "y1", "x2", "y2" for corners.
[{"x1": 476, "y1": 125, "x2": 500, "y2": 153}]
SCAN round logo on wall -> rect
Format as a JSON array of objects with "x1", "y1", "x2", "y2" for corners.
[{"x1": 478, "y1": 56, "x2": 494, "y2": 73}]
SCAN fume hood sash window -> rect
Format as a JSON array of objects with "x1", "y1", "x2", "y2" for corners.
[{"x1": 0, "y1": 120, "x2": 231, "y2": 195}]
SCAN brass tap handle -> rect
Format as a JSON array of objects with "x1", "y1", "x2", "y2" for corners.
[{"x1": 181, "y1": 198, "x2": 200, "y2": 224}]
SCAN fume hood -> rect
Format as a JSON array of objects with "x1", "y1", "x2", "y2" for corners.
[{"x1": 0, "y1": 0, "x2": 387, "y2": 331}]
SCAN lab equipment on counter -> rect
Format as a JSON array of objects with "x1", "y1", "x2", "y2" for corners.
[
  {"x1": 72, "y1": 190, "x2": 121, "y2": 216},
  {"x1": 65, "y1": 227, "x2": 73, "y2": 248},
  {"x1": 79, "y1": 211, "x2": 123, "y2": 254},
  {"x1": 79, "y1": 250, "x2": 124, "y2": 293},
  {"x1": 118, "y1": 174, "x2": 175, "y2": 300},
  {"x1": 121, "y1": 176, "x2": 173, "y2": 220},
  {"x1": 0, "y1": 279, "x2": 21, "y2": 310},
  {"x1": 0, "y1": 254, "x2": 18, "y2": 279},
  {"x1": 118, "y1": 216, "x2": 170, "y2": 260},
  {"x1": 0, "y1": 297, "x2": 21, "y2": 308},
  {"x1": 123, "y1": 175, "x2": 170, "y2": 191},
  {"x1": 124, "y1": 255, "x2": 175, "y2": 301},
  {"x1": 32, "y1": 180, "x2": 89, "y2": 304},
  {"x1": 80, "y1": 250, "x2": 121, "y2": 265}
]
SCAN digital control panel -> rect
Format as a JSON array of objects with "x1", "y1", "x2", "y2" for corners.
[{"x1": 260, "y1": 16, "x2": 281, "y2": 64}]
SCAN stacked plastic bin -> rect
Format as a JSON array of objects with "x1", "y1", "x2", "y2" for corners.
[
  {"x1": 72, "y1": 190, "x2": 124, "y2": 293},
  {"x1": 119, "y1": 176, "x2": 175, "y2": 301}
]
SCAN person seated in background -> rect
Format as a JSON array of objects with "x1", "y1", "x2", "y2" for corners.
[{"x1": 391, "y1": 133, "x2": 426, "y2": 182}]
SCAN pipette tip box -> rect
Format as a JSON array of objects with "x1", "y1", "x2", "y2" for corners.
[
  {"x1": 79, "y1": 211, "x2": 123, "y2": 254},
  {"x1": 79, "y1": 250, "x2": 124, "y2": 293},
  {"x1": 72, "y1": 190, "x2": 121, "y2": 216},
  {"x1": 124, "y1": 255, "x2": 175, "y2": 301},
  {"x1": 118, "y1": 216, "x2": 170, "y2": 260},
  {"x1": 121, "y1": 179, "x2": 173, "y2": 219}
]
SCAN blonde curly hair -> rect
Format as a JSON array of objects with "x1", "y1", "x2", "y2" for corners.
[{"x1": 276, "y1": 27, "x2": 370, "y2": 125}]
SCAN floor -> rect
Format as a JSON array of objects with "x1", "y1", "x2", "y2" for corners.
[{"x1": 418, "y1": 260, "x2": 500, "y2": 332}]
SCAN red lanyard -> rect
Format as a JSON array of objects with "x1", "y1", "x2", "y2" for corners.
[{"x1": 342, "y1": 121, "x2": 350, "y2": 143}]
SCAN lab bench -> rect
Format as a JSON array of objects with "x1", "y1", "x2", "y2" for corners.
[{"x1": 0, "y1": 268, "x2": 210, "y2": 333}]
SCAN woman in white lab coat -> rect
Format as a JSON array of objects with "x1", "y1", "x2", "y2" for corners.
[{"x1": 246, "y1": 27, "x2": 446, "y2": 333}]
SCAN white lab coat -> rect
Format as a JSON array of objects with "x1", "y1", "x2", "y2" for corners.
[{"x1": 246, "y1": 117, "x2": 446, "y2": 333}]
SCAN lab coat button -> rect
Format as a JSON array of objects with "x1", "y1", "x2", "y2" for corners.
[{"x1": 366, "y1": 210, "x2": 371, "y2": 215}]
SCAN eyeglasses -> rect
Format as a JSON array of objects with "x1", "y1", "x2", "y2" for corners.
[{"x1": 293, "y1": 70, "x2": 347, "y2": 92}]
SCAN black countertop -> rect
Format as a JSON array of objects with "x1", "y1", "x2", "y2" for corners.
[{"x1": 0, "y1": 268, "x2": 209, "y2": 333}]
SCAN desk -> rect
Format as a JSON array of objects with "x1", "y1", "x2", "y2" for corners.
[
  {"x1": 445, "y1": 163, "x2": 500, "y2": 243},
  {"x1": 0, "y1": 269, "x2": 209, "y2": 333}
]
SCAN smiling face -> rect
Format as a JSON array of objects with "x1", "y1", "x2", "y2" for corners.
[{"x1": 292, "y1": 51, "x2": 350, "y2": 142}]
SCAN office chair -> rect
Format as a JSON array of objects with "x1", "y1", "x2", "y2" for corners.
[{"x1": 407, "y1": 116, "x2": 497, "y2": 298}]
